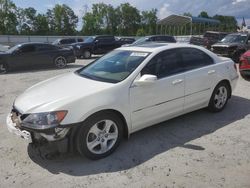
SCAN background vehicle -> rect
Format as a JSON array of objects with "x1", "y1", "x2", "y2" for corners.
[
  {"x1": 52, "y1": 38, "x2": 84, "y2": 48},
  {"x1": 190, "y1": 31, "x2": 229, "y2": 49},
  {"x1": 0, "y1": 44, "x2": 10, "y2": 52},
  {"x1": 130, "y1": 35, "x2": 176, "y2": 46},
  {"x1": 0, "y1": 43, "x2": 75, "y2": 74},
  {"x1": 71, "y1": 35, "x2": 122, "y2": 59},
  {"x1": 211, "y1": 33, "x2": 250, "y2": 63},
  {"x1": 7, "y1": 43, "x2": 238, "y2": 160},
  {"x1": 239, "y1": 50, "x2": 250, "y2": 80},
  {"x1": 116, "y1": 37, "x2": 135, "y2": 45}
]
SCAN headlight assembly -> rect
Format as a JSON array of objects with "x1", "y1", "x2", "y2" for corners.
[{"x1": 22, "y1": 111, "x2": 67, "y2": 129}]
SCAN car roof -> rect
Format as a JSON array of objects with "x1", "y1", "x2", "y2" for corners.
[
  {"x1": 17, "y1": 42, "x2": 51, "y2": 46},
  {"x1": 118, "y1": 43, "x2": 201, "y2": 53}
]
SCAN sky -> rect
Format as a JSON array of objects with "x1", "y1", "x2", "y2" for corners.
[{"x1": 12, "y1": 0, "x2": 250, "y2": 28}]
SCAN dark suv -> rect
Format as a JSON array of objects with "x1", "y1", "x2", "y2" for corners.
[
  {"x1": 71, "y1": 35, "x2": 121, "y2": 59},
  {"x1": 211, "y1": 33, "x2": 250, "y2": 63},
  {"x1": 52, "y1": 38, "x2": 84, "y2": 48}
]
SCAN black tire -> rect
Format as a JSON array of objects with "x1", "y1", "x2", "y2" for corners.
[
  {"x1": 82, "y1": 50, "x2": 91, "y2": 59},
  {"x1": 54, "y1": 56, "x2": 67, "y2": 68},
  {"x1": 0, "y1": 63, "x2": 8, "y2": 74},
  {"x1": 76, "y1": 111, "x2": 123, "y2": 160},
  {"x1": 208, "y1": 82, "x2": 230, "y2": 112}
]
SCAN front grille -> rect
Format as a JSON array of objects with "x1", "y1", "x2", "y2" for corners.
[{"x1": 213, "y1": 47, "x2": 229, "y2": 55}]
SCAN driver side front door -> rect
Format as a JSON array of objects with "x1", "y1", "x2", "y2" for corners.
[{"x1": 129, "y1": 49, "x2": 185, "y2": 132}]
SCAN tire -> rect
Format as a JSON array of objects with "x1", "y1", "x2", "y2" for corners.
[
  {"x1": 208, "y1": 82, "x2": 230, "y2": 112},
  {"x1": 76, "y1": 111, "x2": 123, "y2": 160},
  {"x1": 54, "y1": 56, "x2": 67, "y2": 68},
  {"x1": 0, "y1": 63, "x2": 8, "y2": 74},
  {"x1": 82, "y1": 50, "x2": 91, "y2": 59}
]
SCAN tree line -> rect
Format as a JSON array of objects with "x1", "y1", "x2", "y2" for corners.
[{"x1": 0, "y1": 0, "x2": 238, "y2": 36}]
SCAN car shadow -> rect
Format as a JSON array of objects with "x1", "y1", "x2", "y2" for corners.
[
  {"x1": 27, "y1": 95, "x2": 250, "y2": 176},
  {"x1": 2, "y1": 64, "x2": 85, "y2": 75}
]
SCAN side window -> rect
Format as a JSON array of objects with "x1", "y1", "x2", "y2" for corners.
[
  {"x1": 141, "y1": 49, "x2": 183, "y2": 79},
  {"x1": 37, "y1": 44, "x2": 55, "y2": 51},
  {"x1": 20, "y1": 45, "x2": 36, "y2": 53},
  {"x1": 180, "y1": 48, "x2": 214, "y2": 71}
]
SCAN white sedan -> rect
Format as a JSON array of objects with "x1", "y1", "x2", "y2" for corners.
[{"x1": 6, "y1": 43, "x2": 238, "y2": 159}]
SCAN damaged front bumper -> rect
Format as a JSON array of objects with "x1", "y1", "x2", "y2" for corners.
[
  {"x1": 6, "y1": 114, "x2": 33, "y2": 143},
  {"x1": 6, "y1": 113, "x2": 71, "y2": 143}
]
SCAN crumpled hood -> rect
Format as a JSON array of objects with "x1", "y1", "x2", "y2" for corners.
[{"x1": 14, "y1": 72, "x2": 113, "y2": 114}]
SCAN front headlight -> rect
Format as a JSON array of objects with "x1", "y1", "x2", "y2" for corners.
[
  {"x1": 22, "y1": 111, "x2": 67, "y2": 129},
  {"x1": 76, "y1": 45, "x2": 81, "y2": 49}
]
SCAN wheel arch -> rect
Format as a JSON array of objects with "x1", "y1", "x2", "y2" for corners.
[
  {"x1": 215, "y1": 79, "x2": 232, "y2": 98},
  {"x1": 72, "y1": 109, "x2": 130, "y2": 139}
]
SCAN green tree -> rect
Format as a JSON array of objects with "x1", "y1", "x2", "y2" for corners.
[
  {"x1": 136, "y1": 28, "x2": 146, "y2": 36},
  {"x1": 198, "y1": 11, "x2": 209, "y2": 18},
  {"x1": 141, "y1": 9, "x2": 157, "y2": 35},
  {"x1": 82, "y1": 12, "x2": 96, "y2": 35},
  {"x1": 47, "y1": 4, "x2": 78, "y2": 35},
  {"x1": 213, "y1": 15, "x2": 237, "y2": 32},
  {"x1": 117, "y1": 3, "x2": 141, "y2": 35},
  {"x1": 17, "y1": 7, "x2": 37, "y2": 34},
  {"x1": 183, "y1": 12, "x2": 192, "y2": 17},
  {"x1": 0, "y1": 0, "x2": 18, "y2": 34},
  {"x1": 33, "y1": 14, "x2": 49, "y2": 35}
]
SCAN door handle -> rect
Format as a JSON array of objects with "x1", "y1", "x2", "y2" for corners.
[
  {"x1": 172, "y1": 79, "x2": 183, "y2": 85},
  {"x1": 208, "y1": 70, "x2": 216, "y2": 75}
]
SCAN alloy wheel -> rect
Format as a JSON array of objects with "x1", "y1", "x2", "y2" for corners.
[
  {"x1": 214, "y1": 86, "x2": 228, "y2": 109},
  {"x1": 86, "y1": 120, "x2": 118, "y2": 154}
]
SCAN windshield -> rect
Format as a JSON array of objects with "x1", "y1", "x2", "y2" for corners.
[
  {"x1": 84, "y1": 37, "x2": 95, "y2": 43},
  {"x1": 77, "y1": 50, "x2": 150, "y2": 83},
  {"x1": 132, "y1": 37, "x2": 149, "y2": 45},
  {"x1": 220, "y1": 35, "x2": 247, "y2": 44},
  {"x1": 6, "y1": 44, "x2": 21, "y2": 53}
]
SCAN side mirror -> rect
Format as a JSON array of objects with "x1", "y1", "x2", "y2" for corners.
[
  {"x1": 133, "y1": 74, "x2": 157, "y2": 86},
  {"x1": 94, "y1": 40, "x2": 99, "y2": 43}
]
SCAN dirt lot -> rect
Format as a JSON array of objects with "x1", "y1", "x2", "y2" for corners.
[{"x1": 0, "y1": 60, "x2": 250, "y2": 188}]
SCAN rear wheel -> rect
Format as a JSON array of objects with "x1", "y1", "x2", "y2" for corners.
[
  {"x1": 76, "y1": 112, "x2": 123, "y2": 160},
  {"x1": 0, "y1": 63, "x2": 8, "y2": 74},
  {"x1": 208, "y1": 82, "x2": 230, "y2": 112},
  {"x1": 54, "y1": 56, "x2": 67, "y2": 68}
]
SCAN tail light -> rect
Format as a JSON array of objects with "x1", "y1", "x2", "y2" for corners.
[{"x1": 239, "y1": 56, "x2": 250, "y2": 69}]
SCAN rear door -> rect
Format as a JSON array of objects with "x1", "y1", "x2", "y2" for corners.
[{"x1": 179, "y1": 48, "x2": 217, "y2": 112}]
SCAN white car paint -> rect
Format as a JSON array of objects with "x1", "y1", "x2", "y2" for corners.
[{"x1": 8, "y1": 43, "x2": 238, "y2": 139}]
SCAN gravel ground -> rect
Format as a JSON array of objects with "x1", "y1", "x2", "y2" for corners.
[{"x1": 0, "y1": 60, "x2": 250, "y2": 188}]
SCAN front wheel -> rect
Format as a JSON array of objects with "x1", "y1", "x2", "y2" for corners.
[
  {"x1": 82, "y1": 50, "x2": 91, "y2": 59},
  {"x1": 54, "y1": 56, "x2": 67, "y2": 68},
  {"x1": 208, "y1": 82, "x2": 230, "y2": 112},
  {"x1": 76, "y1": 112, "x2": 123, "y2": 160}
]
